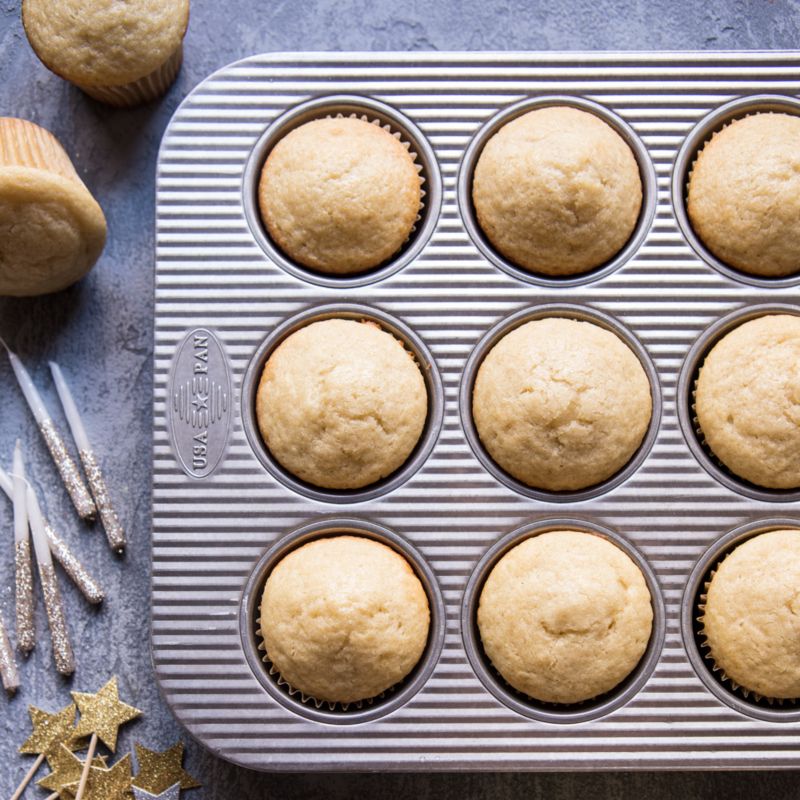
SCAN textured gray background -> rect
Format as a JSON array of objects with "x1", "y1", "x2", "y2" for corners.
[{"x1": 2, "y1": 1, "x2": 800, "y2": 797}]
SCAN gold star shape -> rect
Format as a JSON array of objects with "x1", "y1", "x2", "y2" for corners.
[
  {"x1": 64, "y1": 752, "x2": 133, "y2": 800},
  {"x1": 37, "y1": 744, "x2": 107, "y2": 797},
  {"x1": 19, "y1": 703, "x2": 78, "y2": 760},
  {"x1": 132, "y1": 741, "x2": 200, "y2": 794},
  {"x1": 72, "y1": 676, "x2": 143, "y2": 752}
]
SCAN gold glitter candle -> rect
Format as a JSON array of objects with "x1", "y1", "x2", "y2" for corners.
[
  {"x1": 0, "y1": 612, "x2": 19, "y2": 693},
  {"x1": 12, "y1": 441, "x2": 35, "y2": 653},
  {"x1": 51, "y1": 362, "x2": 125, "y2": 552},
  {"x1": 3, "y1": 345, "x2": 96, "y2": 520},
  {"x1": 27, "y1": 485, "x2": 74, "y2": 675},
  {"x1": 45, "y1": 522, "x2": 105, "y2": 604}
]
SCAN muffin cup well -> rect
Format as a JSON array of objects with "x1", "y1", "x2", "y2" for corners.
[
  {"x1": 672, "y1": 94, "x2": 800, "y2": 289},
  {"x1": 241, "y1": 303, "x2": 444, "y2": 504},
  {"x1": 459, "y1": 303, "x2": 661, "y2": 503},
  {"x1": 677, "y1": 303, "x2": 800, "y2": 503},
  {"x1": 242, "y1": 94, "x2": 442, "y2": 289},
  {"x1": 457, "y1": 94, "x2": 656, "y2": 289},
  {"x1": 461, "y1": 517, "x2": 665, "y2": 725},
  {"x1": 240, "y1": 518, "x2": 446, "y2": 725},
  {"x1": 681, "y1": 518, "x2": 800, "y2": 722}
]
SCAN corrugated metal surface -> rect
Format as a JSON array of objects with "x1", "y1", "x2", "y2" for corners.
[{"x1": 153, "y1": 52, "x2": 800, "y2": 771}]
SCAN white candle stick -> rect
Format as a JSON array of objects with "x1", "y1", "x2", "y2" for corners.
[
  {"x1": 50, "y1": 362, "x2": 126, "y2": 553},
  {"x1": 6, "y1": 349, "x2": 49, "y2": 423},
  {"x1": 1, "y1": 341, "x2": 96, "y2": 520},
  {"x1": 27, "y1": 485, "x2": 74, "y2": 675},
  {"x1": 12, "y1": 442, "x2": 35, "y2": 654},
  {"x1": 0, "y1": 465, "x2": 104, "y2": 604}
]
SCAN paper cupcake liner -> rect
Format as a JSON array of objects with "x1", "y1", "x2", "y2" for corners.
[
  {"x1": 695, "y1": 561, "x2": 800, "y2": 707},
  {"x1": 0, "y1": 117, "x2": 80, "y2": 182},
  {"x1": 689, "y1": 368, "x2": 795, "y2": 492},
  {"x1": 254, "y1": 612, "x2": 400, "y2": 713},
  {"x1": 77, "y1": 44, "x2": 183, "y2": 107},
  {"x1": 329, "y1": 111, "x2": 426, "y2": 251},
  {"x1": 265, "y1": 108, "x2": 427, "y2": 275}
]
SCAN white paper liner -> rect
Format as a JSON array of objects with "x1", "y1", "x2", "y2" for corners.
[{"x1": 696, "y1": 561, "x2": 800, "y2": 707}]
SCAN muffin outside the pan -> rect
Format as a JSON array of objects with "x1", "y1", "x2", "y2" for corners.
[
  {"x1": 258, "y1": 116, "x2": 422, "y2": 275},
  {"x1": 256, "y1": 318, "x2": 428, "y2": 490},
  {"x1": 701, "y1": 529, "x2": 800, "y2": 700},
  {"x1": 477, "y1": 530, "x2": 653, "y2": 704},
  {"x1": 0, "y1": 117, "x2": 106, "y2": 296},
  {"x1": 471, "y1": 105, "x2": 642, "y2": 276},
  {"x1": 695, "y1": 314, "x2": 800, "y2": 489},
  {"x1": 22, "y1": 0, "x2": 189, "y2": 107},
  {"x1": 472, "y1": 316, "x2": 652, "y2": 492},
  {"x1": 687, "y1": 113, "x2": 800, "y2": 278},
  {"x1": 259, "y1": 535, "x2": 430, "y2": 705}
]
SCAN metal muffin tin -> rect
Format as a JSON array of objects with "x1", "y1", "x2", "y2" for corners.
[{"x1": 153, "y1": 51, "x2": 800, "y2": 771}]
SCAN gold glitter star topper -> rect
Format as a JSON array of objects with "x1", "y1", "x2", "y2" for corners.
[
  {"x1": 72, "y1": 676, "x2": 143, "y2": 751},
  {"x1": 132, "y1": 742, "x2": 200, "y2": 794},
  {"x1": 19, "y1": 703, "x2": 78, "y2": 759},
  {"x1": 70, "y1": 676, "x2": 142, "y2": 800},
  {"x1": 12, "y1": 703, "x2": 78, "y2": 800},
  {"x1": 37, "y1": 744, "x2": 107, "y2": 798},
  {"x1": 65, "y1": 753, "x2": 134, "y2": 800}
]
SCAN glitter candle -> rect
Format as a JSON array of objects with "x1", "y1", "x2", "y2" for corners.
[
  {"x1": 50, "y1": 362, "x2": 126, "y2": 553},
  {"x1": 12, "y1": 441, "x2": 35, "y2": 654},
  {"x1": 2, "y1": 344, "x2": 96, "y2": 520},
  {"x1": 0, "y1": 612, "x2": 19, "y2": 693},
  {"x1": 0, "y1": 466, "x2": 104, "y2": 605},
  {"x1": 27, "y1": 485, "x2": 75, "y2": 676}
]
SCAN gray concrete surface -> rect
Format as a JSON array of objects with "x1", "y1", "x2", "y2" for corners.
[{"x1": 2, "y1": 1, "x2": 800, "y2": 796}]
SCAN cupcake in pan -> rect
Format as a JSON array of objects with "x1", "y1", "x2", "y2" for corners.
[
  {"x1": 477, "y1": 530, "x2": 653, "y2": 705},
  {"x1": 258, "y1": 115, "x2": 423, "y2": 276},
  {"x1": 22, "y1": 0, "x2": 189, "y2": 107},
  {"x1": 471, "y1": 105, "x2": 642, "y2": 276},
  {"x1": 700, "y1": 529, "x2": 800, "y2": 701},
  {"x1": 256, "y1": 317, "x2": 428, "y2": 491},
  {"x1": 0, "y1": 117, "x2": 106, "y2": 296},
  {"x1": 258, "y1": 535, "x2": 430, "y2": 706},
  {"x1": 688, "y1": 113, "x2": 800, "y2": 278},
  {"x1": 472, "y1": 316, "x2": 652, "y2": 492},
  {"x1": 694, "y1": 314, "x2": 800, "y2": 490}
]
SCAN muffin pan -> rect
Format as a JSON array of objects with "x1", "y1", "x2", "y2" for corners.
[{"x1": 154, "y1": 51, "x2": 800, "y2": 771}]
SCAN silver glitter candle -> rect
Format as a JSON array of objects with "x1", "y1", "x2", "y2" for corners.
[
  {"x1": 45, "y1": 522, "x2": 105, "y2": 604},
  {"x1": 12, "y1": 441, "x2": 35, "y2": 653},
  {"x1": 39, "y1": 418, "x2": 96, "y2": 521},
  {"x1": 50, "y1": 363, "x2": 125, "y2": 552},
  {"x1": 0, "y1": 613, "x2": 19, "y2": 693},
  {"x1": 3, "y1": 345, "x2": 96, "y2": 521},
  {"x1": 27, "y1": 485, "x2": 75, "y2": 676}
]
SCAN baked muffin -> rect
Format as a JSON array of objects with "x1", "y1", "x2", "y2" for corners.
[
  {"x1": 256, "y1": 318, "x2": 428, "y2": 490},
  {"x1": 472, "y1": 106, "x2": 642, "y2": 276},
  {"x1": 688, "y1": 113, "x2": 800, "y2": 277},
  {"x1": 702, "y1": 529, "x2": 800, "y2": 699},
  {"x1": 258, "y1": 117, "x2": 421, "y2": 275},
  {"x1": 472, "y1": 317, "x2": 652, "y2": 491},
  {"x1": 0, "y1": 117, "x2": 106, "y2": 296},
  {"x1": 260, "y1": 535, "x2": 430, "y2": 704},
  {"x1": 22, "y1": 0, "x2": 189, "y2": 107},
  {"x1": 478, "y1": 530, "x2": 653, "y2": 704},
  {"x1": 695, "y1": 314, "x2": 800, "y2": 489}
]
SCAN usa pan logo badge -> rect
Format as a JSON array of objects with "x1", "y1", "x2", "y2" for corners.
[{"x1": 167, "y1": 328, "x2": 232, "y2": 478}]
